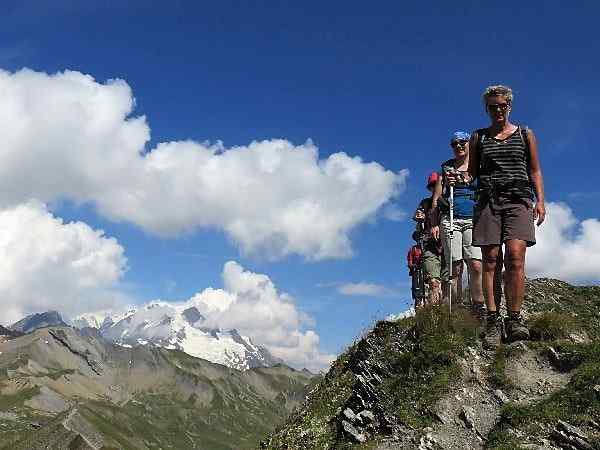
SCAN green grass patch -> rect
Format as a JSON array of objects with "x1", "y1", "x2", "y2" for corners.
[
  {"x1": 525, "y1": 280, "x2": 600, "y2": 338},
  {"x1": 528, "y1": 312, "x2": 576, "y2": 341},
  {"x1": 379, "y1": 305, "x2": 479, "y2": 428},
  {"x1": 485, "y1": 428, "x2": 527, "y2": 450},
  {"x1": 489, "y1": 347, "x2": 513, "y2": 389}
]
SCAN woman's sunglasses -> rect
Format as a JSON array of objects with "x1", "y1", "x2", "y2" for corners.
[
  {"x1": 487, "y1": 103, "x2": 510, "y2": 112},
  {"x1": 451, "y1": 140, "x2": 468, "y2": 149}
]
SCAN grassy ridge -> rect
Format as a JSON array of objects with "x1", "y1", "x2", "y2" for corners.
[
  {"x1": 485, "y1": 280, "x2": 600, "y2": 449},
  {"x1": 266, "y1": 305, "x2": 481, "y2": 448}
]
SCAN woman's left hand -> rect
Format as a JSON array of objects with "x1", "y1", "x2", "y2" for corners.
[{"x1": 534, "y1": 202, "x2": 546, "y2": 226}]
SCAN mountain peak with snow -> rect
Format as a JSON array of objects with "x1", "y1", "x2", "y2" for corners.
[{"x1": 72, "y1": 302, "x2": 281, "y2": 371}]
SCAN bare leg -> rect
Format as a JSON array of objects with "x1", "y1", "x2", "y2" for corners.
[
  {"x1": 450, "y1": 261, "x2": 464, "y2": 305},
  {"x1": 494, "y1": 248, "x2": 504, "y2": 310},
  {"x1": 481, "y1": 245, "x2": 501, "y2": 313},
  {"x1": 503, "y1": 240, "x2": 527, "y2": 313},
  {"x1": 428, "y1": 278, "x2": 442, "y2": 305},
  {"x1": 467, "y1": 258, "x2": 484, "y2": 304}
]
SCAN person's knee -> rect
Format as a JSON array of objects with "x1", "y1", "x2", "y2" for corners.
[
  {"x1": 482, "y1": 254, "x2": 497, "y2": 271},
  {"x1": 505, "y1": 254, "x2": 525, "y2": 272},
  {"x1": 470, "y1": 259, "x2": 483, "y2": 275}
]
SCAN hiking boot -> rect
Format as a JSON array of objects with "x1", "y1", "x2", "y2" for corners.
[
  {"x1": 470, "y1": 302, "x2": 486, "y2": 322},
  {"x1": 505, "y1": 316, "x2": 530, "y2": 343},
  {"x1": 470, "y1": 302, "x2": 486, "y2": 336},
  {"x1": 482, "y1": 315, "x2": 503, "y2": 350}
]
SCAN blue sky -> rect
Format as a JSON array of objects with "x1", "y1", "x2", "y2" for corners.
[{"x1": 1, "y1": 1, "x2": 599, "y2": 364}]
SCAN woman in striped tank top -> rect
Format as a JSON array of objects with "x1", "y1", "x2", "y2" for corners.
[{"x1": 465, "y1": 85, "x2": 546, "y2": 348}]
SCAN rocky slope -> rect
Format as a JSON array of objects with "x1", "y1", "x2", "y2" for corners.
[
  {"x1": 0, "y1": 326, "x2": 23, "y2": 343},
  {"x1": 0, "y1": 326, "x2": 315, "y2": 449},
  {"x1": 264, "y1": 278, "x2": 600, "y2": 449}
]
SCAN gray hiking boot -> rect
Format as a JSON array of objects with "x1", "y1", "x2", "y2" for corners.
[
  {"x1": 505, "y1": 316, "x2": 530, "y2": 343},
  {"x1": 483, "y1": 315, "x2": 503, "y2": 349}
]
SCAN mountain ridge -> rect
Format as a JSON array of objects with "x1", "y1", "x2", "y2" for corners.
[
  {"x1": 9, "y1": 311, "x2": 67, "y2": 334},
  {"x1": 0, "y1": 325, "x2": 316, "y2": 449},
  {"x1": 264, "y1": 278, "x2": 600, "y2": 449},
  {"x1": 77, "y1": 302, "x2": 283, "y2": 370},
  {"x1": 11, "y1": 303, "x2": 283, "y2": 371}
]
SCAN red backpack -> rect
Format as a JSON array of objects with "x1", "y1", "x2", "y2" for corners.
[{"x1": 407, "y1": 245, "x2": 422, "y2": 269}]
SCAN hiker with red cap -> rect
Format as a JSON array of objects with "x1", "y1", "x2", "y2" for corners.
[
  {"x1": 412, "y1": 172, "x2": 444, "y2": 305},
  {"x1": 464, "y1": 85, "x2": 546, "y2": 348},
  {"x1": 431, "y1": 131, "x2": 485, "y2": 318}
]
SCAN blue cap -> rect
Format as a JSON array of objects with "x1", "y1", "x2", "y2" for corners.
[{"x1": 451, "y1": 131, "x2": 471, "y2": 143}]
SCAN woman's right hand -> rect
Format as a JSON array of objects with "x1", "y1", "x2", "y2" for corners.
[{"x1": 431, "y1": 225, "x2": 440, "y2": 240}]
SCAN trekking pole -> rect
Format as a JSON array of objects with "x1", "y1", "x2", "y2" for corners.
[{"x1": 448, "y1": 185, "x2": 454, "y2": 318}]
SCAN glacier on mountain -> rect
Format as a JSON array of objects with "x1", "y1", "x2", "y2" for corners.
[{"x1": 72, "y1": 300, "x2": 281, "y2": 371}]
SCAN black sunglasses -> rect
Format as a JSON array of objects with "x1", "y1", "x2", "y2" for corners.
[
  {"x1": 487, "y1": 103, "x2": 510, "y2": 112},
  {"x1": 451, "y1": 140, "x2": 468, "y2": 148}
]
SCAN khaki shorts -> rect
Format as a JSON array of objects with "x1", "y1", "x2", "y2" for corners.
[
  {"x1": 422, "y1": 248, "x2": 441, "y2": 280},
  {"x1": 440, "y1": 217, "x2": 482, "y2": 262},
  {"x1": 472, "y1": 197, "x2": 536, "y2": 247},
  {"x1": 421, "y1": 242, "x2": 449, "y2": 281}
]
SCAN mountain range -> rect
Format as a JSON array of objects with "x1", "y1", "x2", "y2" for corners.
[
  {"x1": 0, "y1": 324, "x2": 315, "y2": 449},
  {"x1": 11, "y1": 303, "x2": 283, "y2": 372}
]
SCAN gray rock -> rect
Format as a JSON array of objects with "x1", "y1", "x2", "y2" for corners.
[
  {"x1": 551, "y1": 420, "x2": 592, "y2": 450},
  {"x1": 418, "y1": 432, "x2": 441, "y2": 450},
  {"x1": 459, "y1": 406, "x2": 476, "y2": 430},
  {"x1": 343, "y1": 407, "x2": 357, "y2": 423},
  {"x1": 494, "y1": 389, "x2": 509, "y2": 404},
  {"x1": 358, "y1": 409, "x2": 375, "y2": 424},
  {"x1": 342, "y1": 420, "x2": 367, "y2": 443}
]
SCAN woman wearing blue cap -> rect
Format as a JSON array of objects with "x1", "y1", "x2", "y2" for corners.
[{"x1": 432, "y1": 132, "x2": 484, "y2": 317}]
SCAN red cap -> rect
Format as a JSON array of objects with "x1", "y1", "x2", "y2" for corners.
[{"x1": 427, "y1": 172, "x2": 440, "y2": 188}]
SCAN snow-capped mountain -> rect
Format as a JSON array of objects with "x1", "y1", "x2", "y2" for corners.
[
  {"x1": 72, "y1": 302, "x2": 282, "y2": 371},
  {"x1": 71, "y1": 310, "x2": 135, "y2": 334}
]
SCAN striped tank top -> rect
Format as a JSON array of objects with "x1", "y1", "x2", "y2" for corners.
[{"x1": 477, "y1": 126, "x2": 533, "y2": 200}]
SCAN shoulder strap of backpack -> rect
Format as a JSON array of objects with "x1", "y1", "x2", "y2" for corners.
[
  {"x1": 519, "y1": 125, "x2": 532, "y2": 169},
  {"x1": 519, "y1": 125, "x2": 530, "y2": 155}
]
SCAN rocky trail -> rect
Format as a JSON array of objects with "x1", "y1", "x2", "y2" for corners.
[{"x1": 264, "y1": 278, "x2": 600, "y2": 450}]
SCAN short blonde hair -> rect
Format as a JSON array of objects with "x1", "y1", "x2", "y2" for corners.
[{"x1": 482, "y1": 85, "x2": 513, "y2": 105}]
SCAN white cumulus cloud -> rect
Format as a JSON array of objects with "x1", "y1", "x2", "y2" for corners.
[
  {"x1": 0, "y1": 202, "x2": 128, "y2": 324},
  {"x1": 527, "y1": 202, "x2": 600, "y2": 283},
  {"x1": 187, "y1": 261, "x2": 335, "y2": 371},
  {"x1": 0, "y1": 68, "x2": 407, "y2": 260}
]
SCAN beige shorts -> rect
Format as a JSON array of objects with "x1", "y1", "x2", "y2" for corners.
[{"x1": 440, "y1": 216, "x2": 482, "y2": 263}]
